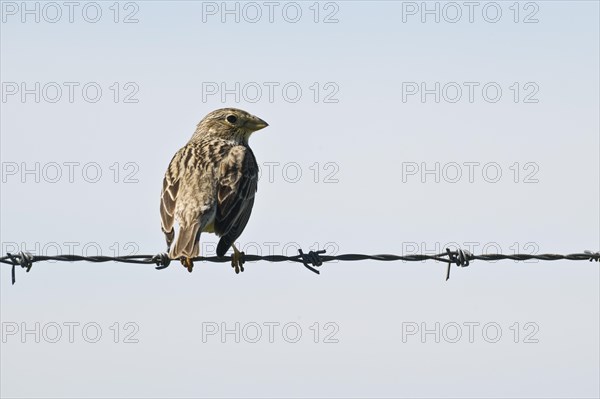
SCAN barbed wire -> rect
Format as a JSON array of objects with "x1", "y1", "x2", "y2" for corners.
[{"x1": 1, "y1": 248, "x2": 598, "y2": 285}]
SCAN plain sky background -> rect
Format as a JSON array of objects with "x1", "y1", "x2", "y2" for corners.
[{"x1": 1, "y1": 1, "x2": 599, "y2": 398}]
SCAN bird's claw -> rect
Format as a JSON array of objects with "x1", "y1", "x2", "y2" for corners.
[
  {"x1": 181, "y1": 257, "x2": 194, "y2": 273},
  {"x1": 231, "y1": 250, "x2": 245, "y2": 274}
]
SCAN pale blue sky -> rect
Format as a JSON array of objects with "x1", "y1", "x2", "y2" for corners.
[{"x1": 1, "y1": 1, "x2": 599, "y2": 398}]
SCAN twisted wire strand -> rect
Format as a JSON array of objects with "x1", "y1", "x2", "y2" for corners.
[{"x1": 1, "y1": 249, "x2": 598, "y2": 285}]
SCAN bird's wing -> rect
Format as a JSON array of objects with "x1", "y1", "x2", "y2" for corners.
[
  {"x1": 162, "y1": 144, "x2": 218, "y2": 258},
  {"x1": 160, "y1": 150, "x2": 182, "y2": 236},
  {"x1": 214, "y1": 145, "x2": 258, "y2": 256}
]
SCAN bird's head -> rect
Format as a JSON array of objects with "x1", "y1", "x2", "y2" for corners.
[{"x1": 193, "y1": 108, "x2": 269, "y2": 143}]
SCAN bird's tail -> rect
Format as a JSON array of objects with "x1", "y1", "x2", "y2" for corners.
[
  {"x1": 169, "y1": 222, "x2": 200, "y2": 259},
  {"x1": 216, "y1": 235, "x2": 233, "y2": 257}
]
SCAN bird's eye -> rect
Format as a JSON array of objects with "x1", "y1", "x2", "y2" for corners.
[{"x1": 226, "y1": 115, "x2": 237, "y2": 124}]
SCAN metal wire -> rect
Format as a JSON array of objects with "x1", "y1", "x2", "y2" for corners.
[{"x1": 1, "y1": 249, "x2": 598, "y2": 285}]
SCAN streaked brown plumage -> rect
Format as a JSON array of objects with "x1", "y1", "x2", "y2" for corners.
[{"x1": 160, "y1": 108, "x2": 268, "y2": 273}]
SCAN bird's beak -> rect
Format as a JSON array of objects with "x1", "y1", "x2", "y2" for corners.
[{"x1": 248, "y1": 116, "x2": 269, "y2": 131}]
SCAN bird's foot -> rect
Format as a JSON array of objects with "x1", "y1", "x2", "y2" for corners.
[
  {"x1": 231, "y1": 245, "x2": 245, "y2": 274},
  {"x1": 181, "y1": 257, "x2": 194, "y2": 273}
]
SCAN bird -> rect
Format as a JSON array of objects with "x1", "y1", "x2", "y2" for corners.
[{"x1": 160, "y1": 108, "x2": 268, "y2": 273}]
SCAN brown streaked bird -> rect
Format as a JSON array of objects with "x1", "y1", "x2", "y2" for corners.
[{"x1": 160, "y1": 108, "x2": 268, "y2": 273}]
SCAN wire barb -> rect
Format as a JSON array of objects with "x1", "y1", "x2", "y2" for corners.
[
  {"x1": 584, "y1": 250, "x2": 600, "y2": 262},
  {"x1": 152, "y1": 253, "x2": 171, "y2": 270},
  {"x1": 445, "y1": 248, "x2": 473, "y2": 281},
  {"x1": 298, "y1": 249, "x2": 325, "y2": 274},
  {"x1": 6, "y1": 251, "x2": 34, "y2": 285}
]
